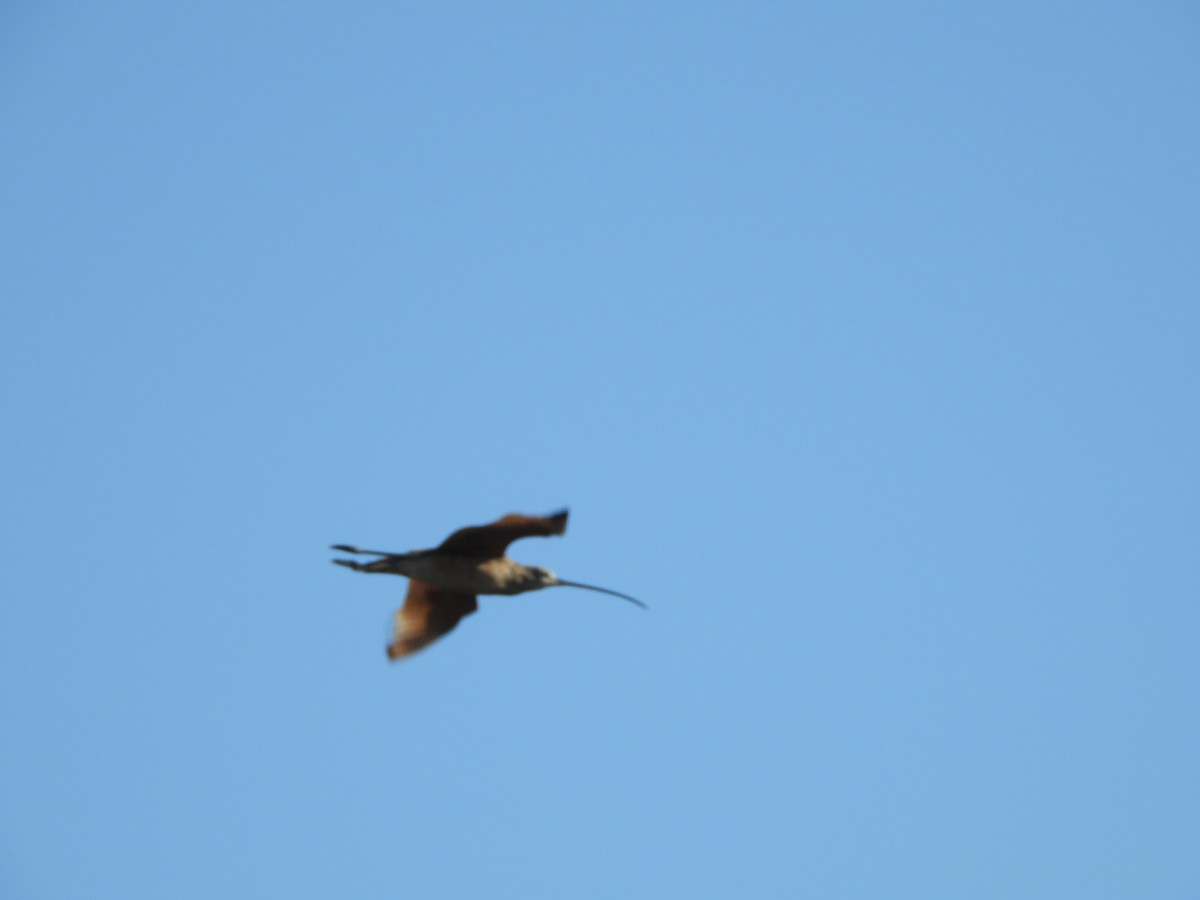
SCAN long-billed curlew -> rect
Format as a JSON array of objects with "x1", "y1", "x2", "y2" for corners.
[{"x1": 332, "y1": 510, "x2": 645, "y2": 660}]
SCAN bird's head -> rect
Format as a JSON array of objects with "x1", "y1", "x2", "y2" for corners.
[{"x1": 525, "y1": 566, "x2": 559, "y2": 589}]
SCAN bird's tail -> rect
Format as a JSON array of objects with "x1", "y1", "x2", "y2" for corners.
[{"x1": 332, "y1": 556, "x2": 407, "y2": 574}]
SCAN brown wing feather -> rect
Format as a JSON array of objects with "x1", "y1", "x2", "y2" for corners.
[
  {"x1": 435, "y1": 509, "x2": 568, "y2": 559},
  {"x1": 387, "y1": 580, "x2": 478, "y2": 660}
]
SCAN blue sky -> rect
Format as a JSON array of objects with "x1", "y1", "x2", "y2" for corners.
[{"x1": 2, "y1": 2, "x2": 1198, "y2": 897}]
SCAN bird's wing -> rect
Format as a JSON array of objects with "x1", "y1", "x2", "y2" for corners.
[
  {"x1": 387, "y1": 581, "x2": 478, "y2": 660},
  {"x1": 435, "y1": 510, "x2": 568, "y2": 558}
]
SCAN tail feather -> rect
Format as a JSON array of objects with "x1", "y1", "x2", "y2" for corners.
[{"x1": 332, "y1": 557, "x2": 403, "y2": 574}]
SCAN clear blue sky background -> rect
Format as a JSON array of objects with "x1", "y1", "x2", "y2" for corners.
[{"x1": 3, "y1": 2, "x2": 1198, "y2": 898}]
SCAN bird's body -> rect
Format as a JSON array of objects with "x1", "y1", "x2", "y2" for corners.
[
  {"x1": 338, "y1": 551, "x2": 549, "y2": 596},
  {"x1": 332, "y1": 510, "x2": 644, "y2": 660}
]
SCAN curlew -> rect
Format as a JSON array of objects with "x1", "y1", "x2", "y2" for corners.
[{"x1": 332, "y1": 509, "x2": 645, "y2": 660}]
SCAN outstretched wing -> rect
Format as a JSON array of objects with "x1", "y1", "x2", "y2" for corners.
[
  {"x1": 436, "y1": 509, "x2": 568, "y2": 558},
  {"x1": 387, "y1": 581, "x2": 478, "y2": 660}
]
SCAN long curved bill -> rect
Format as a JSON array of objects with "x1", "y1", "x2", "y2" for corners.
[{"x1": 554, "y1": 579, "x2": 648, "y2": 609}]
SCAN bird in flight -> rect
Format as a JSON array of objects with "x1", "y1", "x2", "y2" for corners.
[{"x1": 332, "y1": 509, "x2": 645, "y2": 660}]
